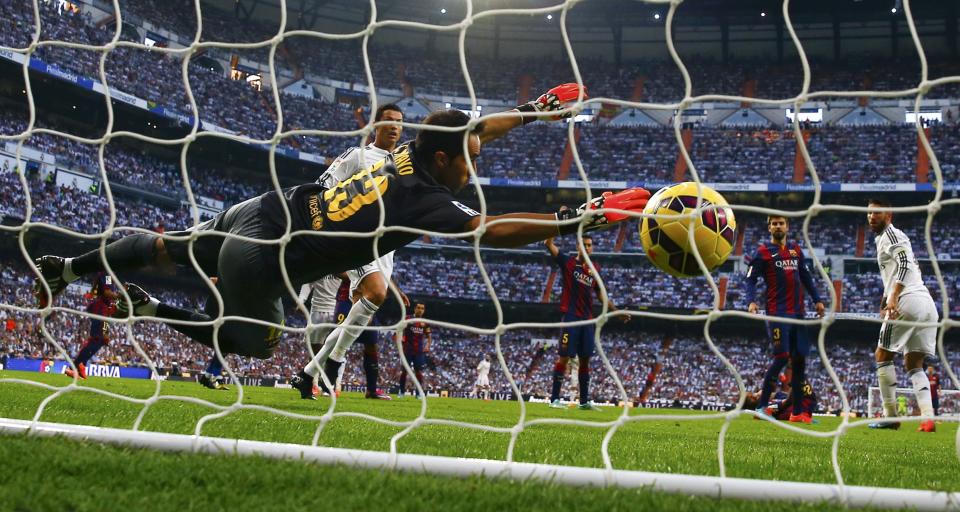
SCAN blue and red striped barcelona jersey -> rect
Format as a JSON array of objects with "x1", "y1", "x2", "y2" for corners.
[
  {"x1": 555, "y1": 252, "x2": 600, "y2": 320},
  {"x1": 86, "y1": 274, "x2": 117, "y2": 340},
  {"x1": 336, "y1": 279, "x2": 351, "y2": 305},
  {"x1": 745, "y1": 241, "x2": 821, "y2": 318},
  {"x1": 402, "y1": 317, "x2": 430, "y2": 355}
]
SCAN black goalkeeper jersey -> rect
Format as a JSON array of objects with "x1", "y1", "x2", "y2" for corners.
[{"x1": 259, "y1": 141, "x2": 479, "y2": 286}]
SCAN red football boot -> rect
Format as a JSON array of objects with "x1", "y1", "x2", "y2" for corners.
[
  {"x1": 788, "y1": 412, "x2": 812, "y2": 424},
  {"x1": 65, "y1": 363, "x2": 87, "y2": 380},
  {"x1": 918, "y1": 419, "x2": 936, "y2": 433}
]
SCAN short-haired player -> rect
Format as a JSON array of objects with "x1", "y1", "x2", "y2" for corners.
[
  {"x1": 867, "y1": 198, "x2": 939, "y2": 432},
  {"x1": 545, "y1": 236, "x2": 628, "y2": 411},
  {"x1": 472, "y1": 354, "x2": 492, "y2": 400},
  {"x1": 398, "y1": 303, "x2": 431, "y2": 399},
  {"x1": 64, "y1": 273, "x2": 118, "y2": 380},
  {"x1": 745, "y1": 215, "x2": 825, "y2": 424},
  {"x1": 294, "y1": 104, "x2": 408, "y2": 400}
]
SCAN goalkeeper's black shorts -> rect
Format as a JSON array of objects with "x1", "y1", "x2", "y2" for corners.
[{"x1": 165, "y1": 196, "x2": 285, "y2": 358}]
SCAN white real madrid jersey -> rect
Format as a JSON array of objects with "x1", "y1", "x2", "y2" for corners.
[{"x1": 874, "y1": 224, "x2": 930, "y2": 300}]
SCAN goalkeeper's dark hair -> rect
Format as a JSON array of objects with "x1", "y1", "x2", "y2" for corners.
[
  {"x1": 415, "y1": 110, "x2": 485, "y2": 162},
  {"x1": 374, "y1": 103, "x2": 402, "y2": 121},
  {"x1": 867, "y1": 197, "x2": 893, "y2": 208}
]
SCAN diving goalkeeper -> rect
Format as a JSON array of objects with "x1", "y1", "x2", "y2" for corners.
[{"x1": 33, "y1": 102, "x2": 650, "y2": 368}]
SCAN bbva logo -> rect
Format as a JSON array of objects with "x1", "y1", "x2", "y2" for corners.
[{"x1": 85, "y1": 364, "x2": 121, "y2": 378}]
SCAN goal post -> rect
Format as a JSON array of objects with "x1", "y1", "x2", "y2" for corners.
[
  {"x1": 867, "y1": 387, "x2": 960, "y2": 418},
  {"x1": 3, "y1": 418, "x2": 960, "y2": 511}
]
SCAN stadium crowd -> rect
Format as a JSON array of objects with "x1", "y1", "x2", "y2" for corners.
[
  {"x1": 1, "y1": 0, "x2": 959, "y2": 185},
  {"x1": 2, "y1": 254, "x2": 955, "y2": 414}
]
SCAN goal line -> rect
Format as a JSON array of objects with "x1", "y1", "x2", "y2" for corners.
[{"x1": 1, "y1": 418, "x2": 957, "y2": 511}]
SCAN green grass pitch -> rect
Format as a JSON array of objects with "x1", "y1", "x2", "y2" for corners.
[{"x1": 0, "y1": 369, "x2": 956, "y2": 511}]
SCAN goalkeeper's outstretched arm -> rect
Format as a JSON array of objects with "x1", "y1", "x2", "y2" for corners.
[
  {"x1": 467, "y1": 188, "x2": 650, "y2": 249},
  {"x1": 478, "y1": 83, "x2": 588, "y2": 144}
]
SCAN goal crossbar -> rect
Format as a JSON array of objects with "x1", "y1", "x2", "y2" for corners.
[{"x1": 2, "y1": 418, "x2": 958, "y2": 511}]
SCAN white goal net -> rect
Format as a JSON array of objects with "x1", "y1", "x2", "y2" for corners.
[{"x1": 1, "y1": 0, "x2": 959, "y2": 509}]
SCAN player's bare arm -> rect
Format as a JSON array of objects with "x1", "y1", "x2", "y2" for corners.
[
  {"x1": 544, "y1": 237, "x2": 560, "y2": 257},
  {"x1": 601, "y1": 292, "x2": 630, "y2": 324},
  {"x1": 391, "y1": 278, "x2": 411, "y2": 307}
]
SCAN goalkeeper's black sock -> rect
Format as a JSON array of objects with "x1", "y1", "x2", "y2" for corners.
[
  {"x1": 322, "y1": 358, "x2": 343, "y2": 393},
  {"x1": 398, "y1": 370, "x2": 407, "y2": 395},
  {"x1": 70, "y1": 234, "x2": 159, "y2": 277},
  {"x1": 363, "y1": 347, "x2": 379, "y2": 395},
  {"x1": 578, "y1": 364, "x2": 591, "y2": 405},
  {"x1": 550, "y1": 361, "x2": 566, "y2": 402},
  {"x1": 156, "y1": 303, "x2": 215, "y2": 347}
]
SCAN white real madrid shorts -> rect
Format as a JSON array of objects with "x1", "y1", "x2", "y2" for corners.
[
  {"x1": 346, "y1": 252, "x2": 395, "y2": 295},
  {"x1": 877, "y1": 293, "x2": 938, "y2": 355}
]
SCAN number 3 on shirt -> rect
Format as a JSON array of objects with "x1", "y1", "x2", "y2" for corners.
[{"x1": 323, "y1": 161, "x2": 390, "y2": 222}]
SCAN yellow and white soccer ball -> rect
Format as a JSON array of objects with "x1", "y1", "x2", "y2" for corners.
[{"x1": 638, "y1": 182, "x2": 736, "y2": 278}]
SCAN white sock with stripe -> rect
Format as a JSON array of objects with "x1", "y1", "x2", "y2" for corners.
[
  {"x1": 909, "y1": 367, "x2": 935, "y2": 418},
  {"x1": 877, "y1": 361, "x2": 898, "y2": 417}
]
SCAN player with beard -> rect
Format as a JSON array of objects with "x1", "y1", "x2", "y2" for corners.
[{"x1": 745, "y1": 215, "x2": 825, "y2": 423}]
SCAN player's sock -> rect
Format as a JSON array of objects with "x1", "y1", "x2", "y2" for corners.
[
  {"x1": 336, "y1": 359, "x2": 346, "y2": 391},
  {"x1": 759, "y1": 356, "x2": 788, "y2": 408},
  {"x1": 304, "y1": 336, "x2": 334, "y2": 379},
  {"x1": 908, "y1": 367, "x2": 935, "y2": 417},
  {"x1": 69, "y1": 234, "x2": 159, "y2": 277},
  {"x1": 304, "y1": 298, "x2": 378, "y2": 378},
  {"x1": 415, "y1": 370, "x2": 425, "y2": 396},
  {"x1": 578, "y1": 365, "x2": 590, "y2": 405},
  {"x1": 790, "y1": 356, "x2": 806, "y2": 416},
  {"x1": 329, "y1": 297, "x2": 378, "y2": 363},
  {"x1": 398, "y1": 369, "x2": 407, "y2": 395},
  {"x1": 363, "y1": 346, "x2": 379, "y2": 395},
  {"x1": 74, "y1": 339, "x2": 104, "y2": 366},
  {"x1": 204, "y1": 357, "x2": 223, "y2": 377},
  {"x1": 321, "y1": 359, "x2": 342, "y2": 393},
  {"x1": 550, "y1": 361, "x2": 566, "y2": 402},
  {"x1": 877, "y1": 361, "x2": 898, "y2": 417}
]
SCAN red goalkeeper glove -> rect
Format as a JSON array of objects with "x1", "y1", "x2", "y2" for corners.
[
  {"x1": 556, "y1": 188, "x2": 650, "y2": 235},
  {"x1": 516, "y1": 83, "x2": 588, "y2": 124}
]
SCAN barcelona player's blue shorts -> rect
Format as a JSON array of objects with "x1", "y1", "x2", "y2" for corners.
[
  {"x1": 334, "y1": 298, "x2": 379, "y2": 346},
  {"x1": 558, "y1": 322, "x2": 596, "y2": 359},
  {"x1": 404, "y1": 352, "x2": 427, "y2": 371},
  {"x1": 767, "y1": 320, "x2": 809, "y2": 358}
]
